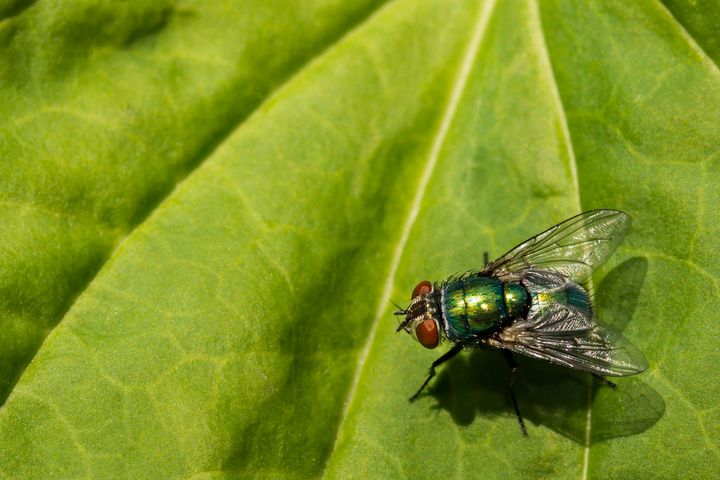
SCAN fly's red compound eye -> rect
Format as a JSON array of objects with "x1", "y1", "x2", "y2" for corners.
[
  {"x1": 415, "y1": 319, "x2": 439, "y2": 349},
  {"x1": 412, "y1": 280, "x2": 432, "y2": 299}
]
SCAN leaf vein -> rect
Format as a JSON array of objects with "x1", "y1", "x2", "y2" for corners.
[
  {"x1": 531, "y1": 2, "x2": 591, "y2": 478},
  {"x1": 320, "y1": 0, "x2": 499, "y2": 475},
  {"x1": 654, "y1": 0, "x2": 720, "y2": 77}
]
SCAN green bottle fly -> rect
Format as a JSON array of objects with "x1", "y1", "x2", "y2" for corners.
[{"x1": 394, "y1": 210, "x2": 647, "y2": 436}]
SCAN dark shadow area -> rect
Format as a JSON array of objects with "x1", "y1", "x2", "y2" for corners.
[
  {"x1": 0, "y1": 0, "x2": 38, "y2": 21},
  {"x1": 424, "y1": 257, "x2": 665, "y2": 444},
  {"x1": 595, "y1": 256, "x2": 648, "y2": 332}
]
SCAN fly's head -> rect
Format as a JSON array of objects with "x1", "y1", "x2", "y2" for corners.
[{"x1": 394, "y1": 280, "x2": 441, "y2": 349}]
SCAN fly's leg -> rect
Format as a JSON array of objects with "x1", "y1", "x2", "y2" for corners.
[
  {"x1": 591, "y1": 373, "x2": 617, "y2": 389},
  {"x1": 483, "y1": 252, "x2": 490, "y2": 267},
  {"x1": 503, "y1": 350, "x2": 528, "y2": 437},
  {"x1": 409, "y1": 343, "x2": 464, "y2": 402}
]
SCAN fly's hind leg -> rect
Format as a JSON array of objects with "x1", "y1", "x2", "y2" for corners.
[
  {"x1": 503, "y1": 350, "x2": 528, "y2": 436},
  {"x1": 591, "y1": 373, "x2": 617, "y2": 389},
  {"x1": 409, "y1": 343, "x2": 464, "y2": 402}
]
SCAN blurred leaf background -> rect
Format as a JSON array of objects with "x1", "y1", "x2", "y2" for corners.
[{"x1": 0, "y1": 0, "x2": 718, "y2": 478}]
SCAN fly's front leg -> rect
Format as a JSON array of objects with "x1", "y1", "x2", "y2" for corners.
[
  {"x1": 503, "y1": 350, "x2": 528, "y2": 436},
  {"x1": 410, "y1": 343, "x2": 464, "y2": 402},
  {"x1": 591, "y1": 373, "x2": 617, "y2": 389},
  {"x1": 483, "y1": 252, "x2": 490, "y2": 267}
]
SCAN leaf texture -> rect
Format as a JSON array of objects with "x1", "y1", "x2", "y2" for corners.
[{"x1": 0, "y1": 0, "x2": 718, "y2": 478}]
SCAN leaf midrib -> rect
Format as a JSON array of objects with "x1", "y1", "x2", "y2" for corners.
[
  {"x1": 320, "y1": 0, "x2": 500, "y2": 475},
  {"x1": 528, "y1": 1, "x2": 591, "y2": 478}
]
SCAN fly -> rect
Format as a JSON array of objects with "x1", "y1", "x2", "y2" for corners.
[{"x1": 394, "y1": 209, "x2": 647, "y2": 436}]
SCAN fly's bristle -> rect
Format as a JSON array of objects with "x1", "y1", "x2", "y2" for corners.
[
  {"x1": 391, "y1": 299, "x2": 408, "y2": 310},
  {"x1": 396, "y1": 317, "x2": 412, "y2": 332}
]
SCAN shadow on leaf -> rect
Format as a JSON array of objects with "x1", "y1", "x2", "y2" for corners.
[{"x1": 423, "y1": 257, "x2": 665, "y2": 443}]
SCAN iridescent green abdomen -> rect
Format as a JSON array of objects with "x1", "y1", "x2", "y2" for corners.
[
  {"x1": 527, "y1": 279, "x2": 591, "y2": 317},
  {"x1": 441, "y1": 276, "x2": 529, "y2": 341}
]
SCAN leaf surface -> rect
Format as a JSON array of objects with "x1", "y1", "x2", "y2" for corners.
[
  {"x1": 0, "y1": 0, "x2": 718, "y2": 478},
  {"x1": 0, "y1": 0, "x2": 388, "y2": 403}
]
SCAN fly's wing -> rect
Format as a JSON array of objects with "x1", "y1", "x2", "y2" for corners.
[
  {"x1": 484, "y1": 210, "x2": 631, "y2": 283},
  {"x1": 498, "y1": 307, "x2": 647, "y2": 376},
  {"x1": 496, "y1": 271, "x2": 648, "y2": 376}
]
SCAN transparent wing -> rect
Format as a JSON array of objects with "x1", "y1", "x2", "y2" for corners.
[
  {"x1": 497, "y1": 304, "x2": 648, "y2": 376},
  {"x1": 484, "y1": 210, "x2": 631, "y2": 283}
]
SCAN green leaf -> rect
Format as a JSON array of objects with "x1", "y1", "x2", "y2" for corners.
[
  {"x1": 1, "y1": 0, "x2": 718, "y2": 478},
  {"x1": 0, "y1": 0, "x2": 388, "y2": 401}
]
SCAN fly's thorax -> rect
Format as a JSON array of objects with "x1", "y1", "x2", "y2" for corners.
[
  {"x1": 504, "y1": 282, "x2": 530, "y2": 318},
  {"x1": 440, "y1": 275, "x2": 529, "y2": 342}
]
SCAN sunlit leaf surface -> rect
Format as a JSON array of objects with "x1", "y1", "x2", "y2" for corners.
[{"x1": 0, "y1": 0, "x2": 718, "y2": 478}]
